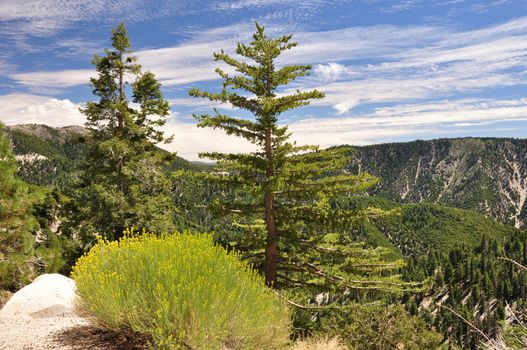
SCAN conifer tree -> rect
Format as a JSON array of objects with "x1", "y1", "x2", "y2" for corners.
[
  {"x1": 0, "y1": 123, "x2": 39, "y2": 290},
  {"x1": 189, "y1": 23, "x2": 404, "y2": 291},
  {"x1": 66, "y1": 23, "x2": 175, "y2": 243}
]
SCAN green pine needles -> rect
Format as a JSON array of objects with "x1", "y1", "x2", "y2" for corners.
[
  {"x1": 0, "y1": 122, "x2": 40, "y2": 290},
  {"x1": 189, "y1": 23, "x2": 406, "y2": 294},
  {"x1": 65, "y1": 23, "x2": 176, "y2": 244}
]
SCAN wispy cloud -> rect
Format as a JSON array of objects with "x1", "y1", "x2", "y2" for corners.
[
  {"x1": 8, "y1": 21, "x2": 446, "y2": 90},
  {"x1": 0, "y1": 0, "x2": 198, "y2": 54},
  {"x1": 470, "y1": 0, "x2": 509, "y2": 14},
  {"x1": 288, "y1": 98, "x2": 527, "y2": 148},
  {"x1": 383, "y1": 0, "x2": 423, "y2": 13},
  {"x1": 300, "y1": 17, "x2": 527, "y2": 113},
  {"x1": 210, "y1": 0, "x2": 334, "y2": 21},
  {"x1": 9, "y1": 16, "x2": 527, "y2": 116},
  {"x1": 54, "y1": 39, "x2": 104, "y2": 58},
  {"x1": 0, "y1": 0, "x2": 192, "y2": 36},
  {"x1": 9, "y1": 70, "x2": 94, "y2": 93}
]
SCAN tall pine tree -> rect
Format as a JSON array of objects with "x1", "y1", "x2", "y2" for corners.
[
  {"x1": 65, "y1": 23, "x2": 175, "y2": 244},
  {"x1": 189, "y1": 23, "x2": 404, "y2": 291},
  {"x1": 0, "y1": 123, "x2": 39, "y2": 290}
]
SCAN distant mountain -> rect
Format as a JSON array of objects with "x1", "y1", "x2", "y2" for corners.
[
  {"x1": 7, "y1": 126, "x2": 527, "y2": 230},
  {"x1": 345, "y1": 138, "x2": 527, "y2": 228},
  {"x1": 5, "y1": 124, "x2": 201, "y2": 187},
  {"x1": 5, "y1": 124, "x2": 87, "y2": 187}
]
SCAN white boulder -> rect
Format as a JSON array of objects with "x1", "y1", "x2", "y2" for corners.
[
  {"x1": 0, "y1": 274, "x2": 77, "y2": 319},
  {"x1": 0, "y1": 274, "x2": 88, "y2": 350}
]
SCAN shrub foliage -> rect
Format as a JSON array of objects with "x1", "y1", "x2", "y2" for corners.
[{"x1": 72, "y1": 231, "x2": 291, "y2": 350}]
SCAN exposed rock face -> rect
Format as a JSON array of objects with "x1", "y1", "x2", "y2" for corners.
[
  {"x1": 6, "y1": 124, "x2": 88, "y2": 143},
  {"x1": 346, "y1": 138, "x2": 527, "y2": 228}
]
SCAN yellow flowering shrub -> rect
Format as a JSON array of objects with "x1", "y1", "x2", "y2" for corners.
[{"x1": 72, "y1": 231, "x2": 291, "y2": 349}]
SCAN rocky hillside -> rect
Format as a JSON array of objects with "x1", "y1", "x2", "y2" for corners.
[
  {"x1": 5, "y1": 124, "x2": 88, "y2": 187},
  {"x1": 4, "y1": 124, "x2": 200, "y2": 187},
  {"x1": 345, "y1": 138, "x2": 527, "y2": 228}
]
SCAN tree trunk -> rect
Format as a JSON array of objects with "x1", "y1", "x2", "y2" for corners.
[
  {"x1": 117, "y1": 51, "x2": 125, "y2": 191},
  {"x1": 118, "y1": 52, "x2": 124, "y2": 131},
  {"x1": 264, "y1": 127, "x2": 278, "y2": 287}
]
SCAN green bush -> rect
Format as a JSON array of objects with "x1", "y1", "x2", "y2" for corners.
[{"x1": 72, "y1": 231, "x2": 291, "y2": 349}]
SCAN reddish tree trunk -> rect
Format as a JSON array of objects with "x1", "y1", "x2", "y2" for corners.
[
  {"x1": 265, "y1": 191, "x2": 278, "y2": 286},
  {"x1": 118, "y1": 59, "x2": 124, "y2": 131},
  {"x1": 264, "y1": 127, "x2": 278, "y2": 286}
]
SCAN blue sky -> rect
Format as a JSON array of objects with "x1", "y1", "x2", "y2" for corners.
[{"x1": 0, "y1": 0, "x2": 526, "y2": 160}]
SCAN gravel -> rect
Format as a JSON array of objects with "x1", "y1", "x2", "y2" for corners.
[{"x1": 0, "y1": 274, "x2": 89, "y2": 350}]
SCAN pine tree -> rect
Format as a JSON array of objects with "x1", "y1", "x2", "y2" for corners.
[
  {"x1": 0, "y1": 123, "x2": 39, "y2": 290},
  {"x1": 189, "y1": 23, "x2": 406, "y2": 292},
  {"x1": 65, "y1": 23, "x2": 175, "y2": 243}
]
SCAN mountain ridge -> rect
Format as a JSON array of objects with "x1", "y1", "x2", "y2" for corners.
[
  {"x1": 4, "y1": 124, "x2": 200, "y2": 187},
  {"x1": 6, "y1": 124, "x2": 526, "y2": 228},
  {"x1": 344, "y1": 137, "x2": 527, "y2": 228}
]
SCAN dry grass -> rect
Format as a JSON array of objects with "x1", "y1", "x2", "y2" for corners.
[
  {"x1": 0, "y1": 289, "x2": 13, "y2": 310},
  {"x1": 53, "y1": 325, "x2": 151, "y2": 350},
  {"x1": 291, "y1": 337, "x2": 348, "y2": 350}
]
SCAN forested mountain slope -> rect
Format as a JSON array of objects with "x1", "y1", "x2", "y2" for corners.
[
  {"x1": 4, "y1": 124, "x2": 200, "y2": 187},
  {"x1": 5, "y1": 124, "x2": 88, "y2": 187},
  {"x1": 345, "y1": 138, "x2": 527, "y2": 228},
  {"x1": 347, "y1": 197, "x2": 521, "y2": 257},
  {"x1": 346, "y1": 196, "x2": 526, "y2": 348}
]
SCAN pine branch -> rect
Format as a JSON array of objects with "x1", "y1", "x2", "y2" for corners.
[
  {"x1": 271, "y1": 289, "x2": 345, "y2": 310},
  {"x1": 498, "y1": 257, "x2": 527, "y2": 272},
  {"x1": 438, "y1": 304, "x2": 492, "y2": 343}
]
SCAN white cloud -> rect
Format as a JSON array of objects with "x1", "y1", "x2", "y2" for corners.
[
  {"x1": 9, "y1": 70, "x2": 94, "y2": 92},
  {"x1": 137, "y1": 44, "x2": 229, "y2": 86},
  {"x1": 0, "y1": 93, "x2": 85, "y2": 126},
  {"x1": 160, "y1": 115, "x2": 256, "y2": 161},
  {"x1": 313, "y1": 63, "x2": 352, "y2": 82},
  {"x1": 288, "y1": 97, "x2": 527, "y2": 148},
  {"x1": 13, "y1": 16, "x2": 527, "y2": 110}
]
